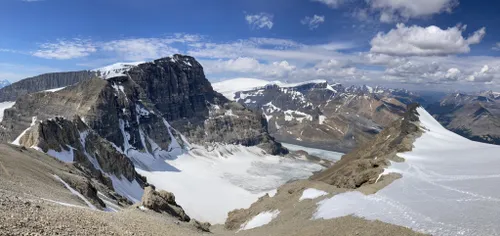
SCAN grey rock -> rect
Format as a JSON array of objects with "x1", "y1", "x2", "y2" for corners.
[
  {"x1": 0, "y1": 71, "x2": 95, "y2": 102},
  {"x1": 141, "y1": 186, "x2": 190, "y2": 222}
]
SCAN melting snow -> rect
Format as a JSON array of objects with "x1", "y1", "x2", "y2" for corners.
[
  {"x1": 43, "y1": 87, "x2": 66, "y2": 92},
  {"x1": 319, "y1": 115, "x2": 326, "y2": 125},
  {"x1": 313, "y1": 107, "x2": 500, "y2": 236},
  {"x1": 47, "y1": 146, "x2": 74, "y2": 163},
  {"x1": 240, "y1": 210, "x2": 280, "y2": 230},
  {"x1": 300, "y1": 188, "x2": 328, "y2": 201},
  {"x1": 11, "y1": 116, "x2": 37, "y2": 146}
]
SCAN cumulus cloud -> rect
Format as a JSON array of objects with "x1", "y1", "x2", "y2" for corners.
[
  {"x1": 367, "y1": 0, "x2": 458, "y2": 22},
  {"x1": 32, "y1": 39, "x2": 96, "y2": 60},
  {"x1": 370, "y1": 24, "x2": 486, "y2": 56},
  {"x1": 301, "y1": 15, "x2": 325, "y2": 30},
  {"x1": 311, "y1": 0, "x2": 347, "y2": 8},
  {"x1": 466, "y1": 65, "x2": 500, "y2": 83},
  {"x1": 245, "y1": 13, "x2": 274, "y2": 30},
  {"x1": 493, "y1": 43, "x2": 500, "y2": 51},
  {"x1": 101, "y1": 38, "x2": 180, "y2": 61}
]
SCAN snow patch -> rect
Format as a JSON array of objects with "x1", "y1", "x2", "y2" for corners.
[
  {"x1": 300, "y1": 188, "x2": 328, "y2": 201},
  {"x1": 53, "y1": 174, "x2": 96, "y2": 210},
  {"x1": 11, "y1": 116, "x2": 37, "y2": 146},
  {"x1": 47, "y1": 146, "x2": 74, "y2": 163},
  {"x1": 240, "y1": 210, "x2": 280, "y2": 230}
]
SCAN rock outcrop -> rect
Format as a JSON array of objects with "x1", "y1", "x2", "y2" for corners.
[
  {"x1": 311, "y1": 103, "x2": 422, "y2": 190},
  {"x1": 141, "y1": 186, "x2": 190, "y2": 222},
  {"x1": 0, "y1": 70, "x2": 95, "y2": 102},
  {"x1": 221, "y1": 81, "x2": 413, "y2": 153}
]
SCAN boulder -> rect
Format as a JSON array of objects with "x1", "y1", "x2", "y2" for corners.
[{"x1": 141, "y1": 186, "x2": 190, "y2": 222}]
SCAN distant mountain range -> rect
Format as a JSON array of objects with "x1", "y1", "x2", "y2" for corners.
[{"x1": 426, "y1": 90, "x2": 500, "y2": 145}]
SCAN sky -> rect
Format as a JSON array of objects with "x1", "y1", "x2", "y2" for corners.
[{"x1": 1, "y1": 0, "x2": 500, "y2": 92}]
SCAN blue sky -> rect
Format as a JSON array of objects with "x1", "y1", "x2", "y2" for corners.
[{"x1": 1, "y1": 0, "x2": 500, "y2": 91}]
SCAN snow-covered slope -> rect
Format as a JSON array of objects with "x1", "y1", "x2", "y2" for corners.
[
  {"x1": 212, "y1": 78, "x2": 279, "y2": 100},
  {"x1": 314, "y1": 107, "x2": 500, "y2": 236},
  {"x1": 137, "y1": 144, "x2": 323, "y2": 224},
  {"x1": 93, "y1": 62, "x2": 144, "y2": 79}
]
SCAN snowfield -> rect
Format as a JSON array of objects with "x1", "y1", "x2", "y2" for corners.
[
  {"x1": 136, "y1": 144, "x2": 323, "y2": 224},
  {"x1": 314, "y1": 107, "x2": 500, "y2": 236}
]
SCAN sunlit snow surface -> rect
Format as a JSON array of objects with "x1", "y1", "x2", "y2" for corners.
[
  {"x1": 281, "y1": 142, "x2": 344, "y2": 162},
  {"x1": 136, "y1": 144, "x2": 323, "y2": 224},
  {"x1": 314, "y1": 107, "x2": 500, "y2": 236},
  {"x1": 240, "y1": 210, "x2": 280, "y2": 230},
  {"x1": 300, "y1": 188, "x2": 328, "y2": 201}
]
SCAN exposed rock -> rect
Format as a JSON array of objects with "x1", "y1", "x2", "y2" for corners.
[
  {"x1": 191, "y1": 219, "x2": 211, "y2": 232},
  {"x1": 220, "y1": 81, "x2": 416, "y2": 153},
  {"x1": 141, "y1": 186, "x2": 190, "y2": 222},
  {"x1": 311, "y1": 103, "x2": 422, "y2": 190},
  {"x1": 0, "y1": 70, "x2": 95, "y2": 102},
  {"x1": 427, "y1": 91, "x2": 500, "y2": 145}
]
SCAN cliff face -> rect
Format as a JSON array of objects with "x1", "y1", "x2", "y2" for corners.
[
  {"x1": 0, "y1": 54, "x2": 285, "y2": 203},
  {"x1": 0, "y1": 71, "x2": 95, "y2": 102}
]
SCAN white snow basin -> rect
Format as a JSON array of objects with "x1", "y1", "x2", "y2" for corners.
[
  {"x1": 240, "y1": 210, "x2": 280, "y2": 230},
  {"x1": 313, "y1": 107, "x2": 500, "y2": 236},
  {"x1": 136, "y1": 144, "x2": 323, "y2": 224}
]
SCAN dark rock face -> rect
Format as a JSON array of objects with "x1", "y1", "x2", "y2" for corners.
[
  {"x1": 226, "y1": 82, "x2": 413, "y2": 153},
  {"x1": 141, "y1": 186, "x2": 190, "y2": 222},
  {"x1": 127, "y1": 56, "x2": 224, "y2": 121},
  {"x1": 0, "y1": 71, "x2": 95, "y2": 102},
  {"x1": 426, "y1": 91, "x2": 500, "y2": 145}
]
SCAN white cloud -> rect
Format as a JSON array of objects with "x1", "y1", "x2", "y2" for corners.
[
  {"x1": 367, "y1": 0, "x2": 458, "y2": 22},
  {"x1": 311, "y1": 0, "x2": 346, "y2": 8},
  {"x1": 101, "y1": 38, "x2": 179, "y2": 61},
  {"x1": 301, "y1": 15, "x2": 325, "y2": 30},
  {"x1": 493, "y1": 43, "x2": 500, "y2": 51},
  {"x1": 32, "y1": 39, "x2": 96, "y2": 60},
  {"x1": 187, "y1": 38, "x2": 355, "y2": 62},
  {"x1": 466, "y1": 65, "x2": 500, "y2": 83},
  {"x1": 245, "y1": 13, "x2": 274, "y2": 30},
  {"x1": 370, "y1": 24, "x2": 486, "y2": 56}
]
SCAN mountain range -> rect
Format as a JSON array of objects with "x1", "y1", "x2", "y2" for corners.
[{"x1": 1, "y1": 55, "x2": 500, "y2": 235}]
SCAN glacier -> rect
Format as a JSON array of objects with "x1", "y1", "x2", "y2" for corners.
[{"x1": 314, "y1": 107, "x2": 500, "y2": 236}]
